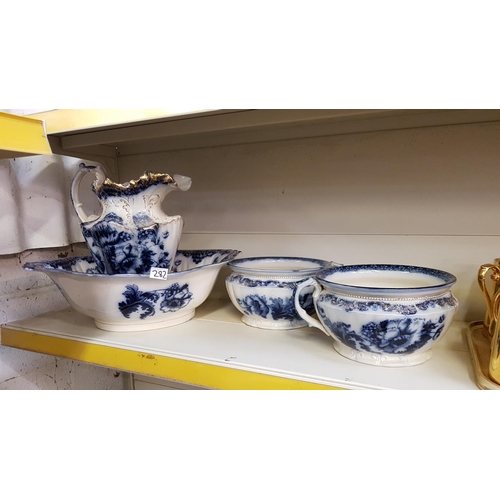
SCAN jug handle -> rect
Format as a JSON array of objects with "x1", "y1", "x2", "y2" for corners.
[
  {"x1": 70, "y1": 163, "x2": 106, "y2": 223},
  {"x1": 478, "y1": 263, "x2": 500, "y2": 338},
  {"x1": 294, "y1": 278, "x2": 329, "y2": 335}
]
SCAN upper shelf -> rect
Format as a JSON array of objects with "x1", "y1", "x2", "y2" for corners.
[
  {"x1": 0, "y1": 111, "x2": 53, "y2": 160},
  {"x1": 29, "y1": 109, "x2": 500, "y2": 158}
]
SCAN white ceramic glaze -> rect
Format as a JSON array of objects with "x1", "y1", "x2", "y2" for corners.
[
  {"x1": 70, "y1": 163, "x2": 192, "y2": 275},
  {"x1": 24, "y1": 250, "x2": 240, "y2": 332},
  {"x1": 294, "y1": 264, "x2": 459, "y2": 367},
  {"x1": 225, "y1": 256, "x2": 336, "y2": 330}
]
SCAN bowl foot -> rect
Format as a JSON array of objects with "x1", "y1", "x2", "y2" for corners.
[
  {"x1": 94, "y1": 310, "x2": 195, "y2": 332},
  {"x1": 332, "y1": 341, "x2": 433, "y2": 367},
  {"x1": 241, "y1": 315, "x2": 308, "y2": 330}
]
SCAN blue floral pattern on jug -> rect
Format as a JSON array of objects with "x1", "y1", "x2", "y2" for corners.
[
  {"x1": 237, "y1": 292, "x2": 314, "y2": 321},
  {"x1": 118, "y1": 283, "x2": 193, "y2": 319},
  {"x1": 70, "y1": 165, "x2": 192, "y2": 276},
  {"x1": 82, "y1": 213, "x2": 174, "y2": 274},
  {"x1": 317, "y1": 305, "x2": 445, "y2": 354}
]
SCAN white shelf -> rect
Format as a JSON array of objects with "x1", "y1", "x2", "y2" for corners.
[{"x1": 1, "y1": 299, "x2": 477, "y2": 390}]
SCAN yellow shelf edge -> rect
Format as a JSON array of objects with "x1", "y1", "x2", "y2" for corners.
[
  {"x1": 0, "y1": 111, "x2": 52, "y2": 159},
  {"x1": 0, "y1": 327, "x2": 342, "y2": 390}
]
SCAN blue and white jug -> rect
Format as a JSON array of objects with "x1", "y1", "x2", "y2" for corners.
[{"x1": 70, "y1": 163, "x2": 192, "y2": 275}]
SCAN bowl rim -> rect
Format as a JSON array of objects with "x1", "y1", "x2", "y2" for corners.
[
  {"x1": 227, "y1": 256, "x2": 335, "y2": 276},
  {"x1": 316, "y1": 263, "x2": 457, "y2": 292},
  {"x1": 23, "y1": 249, "x2": 241, "y2": 279}
]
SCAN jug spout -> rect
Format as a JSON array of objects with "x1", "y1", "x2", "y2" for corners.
[{"x1": 173, "y1": 174, "x2": 192, "y2": 192}]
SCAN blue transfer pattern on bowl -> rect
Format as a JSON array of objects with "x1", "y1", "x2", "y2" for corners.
[
  {"x1": 118, "y1": 283, "x2": 193, "y2": 319},
  {"x1": 23, "y1": 249, "x2": 240, "y2": 331},
  {"x1": 24, "y1": 249, "x2": 240, "y2": 277},
  {"x1": 294, "y1": 264, "x2": 459, "y2": 366},
  {"x1": 317, "y1": 293, "x2": 458, "y2": 315},
  {"x1": 226, "y1": 275, "x2": 311, "y2": 289},
  {"x1": 225, "y1": 256, "x2": 330, "y2": 329},
  {"x1": 237, "y1": 292, "x2": 314, "y2": 322},
  {"x1": 171, "y1": 250, "x2": 241, "y2": 273},
  {"x1": 317, "y1": 306, "x2": 447, "y2": 355}
]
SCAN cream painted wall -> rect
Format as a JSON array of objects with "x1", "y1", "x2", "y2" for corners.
[{"x1": 118, "y1": 121, "x2": 500, "y2": 236}]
